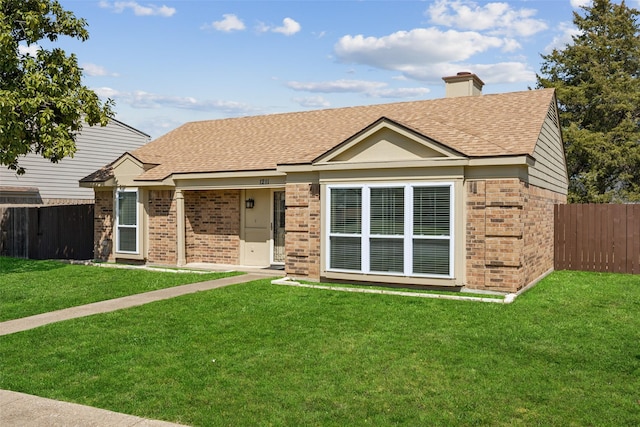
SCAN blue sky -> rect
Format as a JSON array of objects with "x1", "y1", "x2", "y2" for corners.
[{"x1": 42, "y1": 0, "x2": 636, "y2": 138}]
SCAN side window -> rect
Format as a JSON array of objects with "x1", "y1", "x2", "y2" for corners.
[{"x1": 116, "y1": 189, "x2": 138, "y2": 253}]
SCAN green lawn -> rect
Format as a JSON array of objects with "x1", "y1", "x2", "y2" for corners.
[
  {"x1": 0, "y1": 257, "x2": 241, "y2": 321},
  {"x1": 0, "y1": 269, "x2": 639, "y2": 426}
]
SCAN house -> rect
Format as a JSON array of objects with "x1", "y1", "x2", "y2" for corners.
[
  {"x1": 0, "y1": 119, "x2": 150, "y2": 206},
  {"x1": 80, "y1": 73, "x2": 568, "y2": 293}
]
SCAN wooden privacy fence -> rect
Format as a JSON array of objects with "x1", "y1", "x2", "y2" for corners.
[
  {"x1": 555, "y1": 204, "x2": 640, "y2": 274},
  {"x1": 0, "y1": 204, "x2": 94, "y2": 260}
]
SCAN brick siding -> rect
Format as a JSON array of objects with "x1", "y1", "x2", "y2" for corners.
[
  {"x1": 285, "y1": 183, "x2": 321, "y2": 278},
  {"x1": 147, "y1": 190, "x2": 177, "y2": 264},
  {"x1": 93, "y1": 190, "x2": 114, "y2": 262},
  {"x1": 184, "y1": 190, "x2": 240, "y2": 264},
  {"x1": 466, "y1": 178, "x2": 566, "y2": 292},
  {"x1": 523, "y1": 185, "x2": 566, "y2": 286}
]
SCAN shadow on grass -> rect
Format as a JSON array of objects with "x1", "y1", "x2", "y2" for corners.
[{"x1": 0, "y1": 257, "x2": 66, "y2": 274}]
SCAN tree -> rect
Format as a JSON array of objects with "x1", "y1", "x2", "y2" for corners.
[
  {"x1": 537, "y1": 0, "x2": 640, "y2": 202},
  {"x1": 0, "y1": 0, "x2": 114, "y2": 174}
]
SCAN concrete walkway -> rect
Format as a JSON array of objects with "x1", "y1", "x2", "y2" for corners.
[
  {"x1": 0, "y1": 273, "x2": 265, "y2": 336},
  {"x1": 0, "y1": 270, "x2": 281, "y2": 426},
  {"x1": 0, "y1": 390, "x2": 188, "y2": 427}
]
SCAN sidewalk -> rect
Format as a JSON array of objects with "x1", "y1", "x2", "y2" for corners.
[
  {"x1": 0, "y1": 272, "x2": 266, "y2": 336},
  {"x1": 0, "y1": 390, "x2": 188, "y2": 427},
  {"x1": 0, "y1": 269, "x2": 282, "y2": 426}
]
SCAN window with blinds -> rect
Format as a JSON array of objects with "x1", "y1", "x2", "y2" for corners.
[
  {"x1": 370, "y1": 187, "x2": 404, "y2": 273},
  {"x1": 413, "y1": 186, "x2": 450, "y2": 275},
  {"x1": 116, "y1": 190, "x2": 138, "y2": 253},
  {"x1": 327, "y1": 183, "x2": 453, "y2": 278},
  {"x1": 329, "y1": 188, "x2": 362, "y2": 270}
]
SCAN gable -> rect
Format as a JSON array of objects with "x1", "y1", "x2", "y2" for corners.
[
  {"x1": 528, "y1": 100, "x2": 569, "y2": 194},
  {"x1": 314, "y1": 118, "x2": 464, "y2": 165},
  {"x1": 112, "y1": 154, "x2": 146, "y2": 186}
]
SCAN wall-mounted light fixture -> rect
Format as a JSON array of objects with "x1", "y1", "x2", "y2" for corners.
[{"x1": 245, "y1": 198, "x2": 255, "y2": 209}]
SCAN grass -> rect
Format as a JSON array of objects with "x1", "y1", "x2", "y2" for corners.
[
  {"x1": 0, "y1": 257, "x2": 241, "y2": 321},
  {"x1": 0, "y1": 269, "x2": 639, "y2": 426}
]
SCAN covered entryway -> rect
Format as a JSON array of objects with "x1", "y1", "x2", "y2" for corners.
[{"x1": 240, "y1": 187, "x2": 286, "y2": 267}]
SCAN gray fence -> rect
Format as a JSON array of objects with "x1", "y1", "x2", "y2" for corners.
[{"x1": 0, "y1": 204, "x2": 94, "y2": 260}]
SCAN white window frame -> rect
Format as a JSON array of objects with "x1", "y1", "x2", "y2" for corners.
[
  {"x1": 326, "y1": 182, "x2": 454, "y2": 278},
  {"x1": 115, "y1": 188, "x2": 139, "y2": 254}
]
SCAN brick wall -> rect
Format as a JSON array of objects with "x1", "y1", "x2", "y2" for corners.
[
  {"x1": 184, "y1": 190, "x2": 240, "y2": 264},
  {"x1": 285, "y1": 183, "x2": 321, "y2": 278},
  {"x1": 147, "y1": 190, "x2": 177, "y2": 264},
  {"x1": 94, "y1": 190, "x2": 114, "y2": 261},
  {"x1": 523, "y1": 185, "x2": 566, "y2": 286},
  {"x1": 466, "y1": 179, "x2": 565, "y2": 292}
]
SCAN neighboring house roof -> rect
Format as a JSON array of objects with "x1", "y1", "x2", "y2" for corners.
[
  {"x1": 82, "y1": 88, "x2": 556, "y2": 183},
  {"x1": 1, "y1": 119, "x2": 150, "y2": 201}
]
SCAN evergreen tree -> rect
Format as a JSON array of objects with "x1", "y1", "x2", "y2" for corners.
[
  {"x1": 537, "y1": 0, "x2": 640, "y2": 202},
  {"x1": 0, "y1": 0, "x2": 114, "y2": 174}
]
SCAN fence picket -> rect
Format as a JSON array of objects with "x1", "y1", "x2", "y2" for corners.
[
  {"x1": 555, "y1": 204, "x2": 639, "y2": 274},
  {"x1": 0, "y1": 204, "x2": 94, "y2": 260}
]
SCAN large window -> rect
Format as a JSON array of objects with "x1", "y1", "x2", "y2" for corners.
[
  {"x1": 116, "y1": 189, "x2": 138, "y2": 253},
  {"x1": 327, "y1": 183, "x2": 453, "y2": 278}
]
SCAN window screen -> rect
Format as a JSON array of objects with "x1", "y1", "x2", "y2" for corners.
[
  {"x1": 118, "y1": 192, "x2": 137, "y2": 226},
  {"x1": 413, "y1": 239, "x2": 450, "y2": 275},
  {"x1": 117, "y1": 190, "x2": 138, "y2": 253},
  {"x1": 370, "y1": 238, "x2": 404, "y2": 273},
  {"x1": 370, "y1": 187, "x2": 404, "y2": 235},
  {"x1": 330, "y1": 188, "x2": 361, "y2": 234},
  {"x1": 118, "y1": 228, "x2": 137, "y2": 252},
  {"x1": 413, "y1": 186, "x2": 450, "y2": 236},
  {"x1": 330, "y1": 236, "x2": 361, "y2": 270},
  {"x1": 329, "y1": 188, "x2": 362, "y2": 270}
]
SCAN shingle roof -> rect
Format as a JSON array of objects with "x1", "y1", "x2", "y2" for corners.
[{"x1": 86, "y1": 88, "x2": 556, "y2": 182}]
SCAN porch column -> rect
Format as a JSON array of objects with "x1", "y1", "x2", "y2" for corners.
[{"x1": 175, "y1": 189, "x2": 186, "y2": 266}]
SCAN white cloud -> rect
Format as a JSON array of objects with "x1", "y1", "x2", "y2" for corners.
[
  {"x1": 292, "y1": 96, "x2": 331, "y2": 108},
  {"x1": 18, "y1": 43, "x2": 39, "y2": 57},
  {"x1": 501, "y1": 38, "x2": 522, "y2": 52},
  {"x1": 287, "y1": 79, "x2": 430, "y2": 99},
  {"x1": 333, "y1": 26, "x2": 539, "y2": 84},
  {"x1": 258, "y1": 17, "x2": 301, "y2": 36},
  {"x1": 205, "y1": 14, "x2": 246, "y2": 32},
  {"x1": 335, "y1": 28, "x2": 505, "y2": 70},
  {"x1": 471, "y1": 62, "x2": 536, "y2": 83},
  {"x1": 383, "y1": 61, "x2": 534, "y2": 85},
  {"x1": 544, "y1": 21, "x2": 581, "y2": 53},
  {"x1": 273, "y1": 18, "x2": 301, "y2": 36},
  {"x1": 135, "y1": 116, "x2": 183, "y2": 139},
  {"x1": 570, "y1": 0, "x2": 592, "y2": 8},
  {"x1": 287, "y1": 79, "x2": 387, "y2": 93},
  {"x1": 94, "y1": 87, "x2": 256, "y2": 115},
  {"x1": 374, "y1": 87, "x2": 431, "y2": 98},
  {"x1": 99, "y1": 1, "x2": 176, "y2": 17},
  {"x1": 427, "y1": 0, "x2": 548, "y2": 37},
  {"x1": 82, "y1": 63, "x2": 119, "y2": 77}
]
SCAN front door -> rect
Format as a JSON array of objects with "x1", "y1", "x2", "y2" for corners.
[{"x1": 272, "y1": 191, "x2": 285, "y2": 263}]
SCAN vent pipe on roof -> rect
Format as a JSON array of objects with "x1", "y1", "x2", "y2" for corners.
[{"x1": 442, "y1": 72, "x2": 484, "y2": 98}]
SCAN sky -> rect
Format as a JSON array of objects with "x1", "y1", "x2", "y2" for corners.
[{"x1": 36, "y1": 0, "x2": 638, "y2": 139}]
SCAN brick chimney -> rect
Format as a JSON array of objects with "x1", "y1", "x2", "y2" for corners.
[{"x1": 442, "y1": 72, "x2": 484, "y2": 97}]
